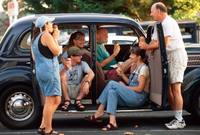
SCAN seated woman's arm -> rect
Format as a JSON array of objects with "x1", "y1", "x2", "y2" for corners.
[
  {"x1": 116, "y1": 67, "x2": 129, "y2": 84},
  {"x1": 127, "y1": 75, "x2": 147, "y2": 92},
  {"x1": 127, "y1": 65, "x2": 149, "y2": 92}
]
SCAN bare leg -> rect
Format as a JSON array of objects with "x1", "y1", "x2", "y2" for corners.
[
  {"x1": 171, "y1": 83, "x2": 184, "y2": 121},
  {"x1": 43, "y1": 96, "x2": 61, "y2": 133},
  {"x1": 76, "y1": 75, "x2": 90, "y2": 100},
  {"x1": 94, "y1": 104, "x2": 105, "y2": 118},
  {"x1": 60, "y1": 71, "x2": 70, "y2": 101},
  {"x1": 109, "y1": 115, "x2": 117, "y2": 127},
  {"x1": 168, "y1": 86, "x2": 175, "y2": 110},
  {"x1": 39, "y1": 97, "x2": 46, "y2": 129},
  {"x1": 171, "y1": 83, "x2": 183, "y2": 111}
]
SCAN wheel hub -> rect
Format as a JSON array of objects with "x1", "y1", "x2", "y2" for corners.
[{"x1": 6, "y1": 92, "x2": 34, "y2": 121}]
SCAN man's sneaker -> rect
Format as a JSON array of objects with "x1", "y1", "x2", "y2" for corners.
[{"x1": 165, "y1": 119, "x2": 186, "y2": 129}]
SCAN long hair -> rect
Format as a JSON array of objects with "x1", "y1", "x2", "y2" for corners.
[
  {"x1": 63, "y1": 31, "x2": 85, "y2": 51},
  {"x1": 130, "y1": 46, "x2": 148, "y2": 64},
  {"x1": 31, "y1": 25, "x2": 45, "y2": 42}
]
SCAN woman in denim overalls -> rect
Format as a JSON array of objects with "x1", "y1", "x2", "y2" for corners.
[
  {"x1": 31, "y1": 16, "x2": 63, "y2": 135},
  {"x1": 87, "y1": 46, "x2": 149, "y2": 131}
]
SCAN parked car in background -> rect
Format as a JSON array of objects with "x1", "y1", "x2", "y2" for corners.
[
  {"x1": 0, "y1": 13, "x2": 200, "y2": 129},
  {"x1": 140, "y1": 20, "x2": 199, "y2": 43}
]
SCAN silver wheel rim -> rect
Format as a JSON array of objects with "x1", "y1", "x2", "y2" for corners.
[{"x1": 5, "y1": 91, "x2": 34, "y2": 121}]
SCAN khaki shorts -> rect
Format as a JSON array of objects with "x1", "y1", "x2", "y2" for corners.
[
  {"x1": 167, "y1": 49, "x2": 188, "y2": 84},
  {"x1": 68, "y1": 84, "x2": 80, "y2": 99}
]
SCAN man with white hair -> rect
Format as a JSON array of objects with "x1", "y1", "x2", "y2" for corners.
[{"x1": 139, "y1": 2, "x2": 188, "y2": 129}]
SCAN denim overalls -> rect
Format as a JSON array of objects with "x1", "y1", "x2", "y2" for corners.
[
  {"x1": 31, "y1": 32, "x2": 61, "y2": 96},
  {"x1": 98, "y1": 64, "x2": 148, "y2": 115}
]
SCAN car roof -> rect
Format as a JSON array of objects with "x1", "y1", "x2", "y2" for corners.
[{"x1": 13, "y1": 13, "x2": 142, "y2": 29}]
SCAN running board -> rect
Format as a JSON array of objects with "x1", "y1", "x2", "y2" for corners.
[{"x1": 56, "y1": 109, "x2": 153, "y2": 113}]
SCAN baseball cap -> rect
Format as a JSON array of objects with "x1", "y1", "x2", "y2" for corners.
[
  {"x1": 67, "y1": 46, "x2": 82, "y2": 57},
  {"x1": 35, "y1": 16, "x2": 55, "y2": 28}
]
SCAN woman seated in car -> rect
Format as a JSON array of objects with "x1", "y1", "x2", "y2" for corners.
[
  {"x1": 62, "y1": 31, "x2": 91, "y2": 64},
  {"x1": 86, "y1": 46, "x2": 150, "y2": 131}
]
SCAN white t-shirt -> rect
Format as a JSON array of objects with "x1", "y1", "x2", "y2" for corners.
[
  {"x1": 130, "y1": 64, "x2": 149, "y2": 93},
  {"x1": 152, "y1": 15, "x2": 185, "y2": 51},
  {"x1": 138, "y1": 65, "x2": 150, "y2": 93}
]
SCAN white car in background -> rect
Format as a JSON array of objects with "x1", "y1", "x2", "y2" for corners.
[{"x1": 107, "y1": 33, "x2": 138, "y2": 45}]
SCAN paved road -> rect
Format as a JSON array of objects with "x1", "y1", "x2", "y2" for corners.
[{"x1": 0, "y1": 111, "x2": 199, "y2": 135}]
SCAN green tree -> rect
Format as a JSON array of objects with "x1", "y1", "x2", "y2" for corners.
[
  {"x1": 172, "y1": 0, "x2": 200, "y2": 23},
  {"x1": 2, "y1": 0, "x2": 200, "y2": 23},
  {"x1": 24, "y1": 0, "x2": 75, "y2": 13}
]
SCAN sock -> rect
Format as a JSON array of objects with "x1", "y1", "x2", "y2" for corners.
[{"x1": 175, "y1": 110, "x2": 183, "y2": 121}]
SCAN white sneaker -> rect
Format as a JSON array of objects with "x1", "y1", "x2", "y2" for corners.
[{"x1": 165, "y1": 119, "x2": 186, "y2": 129}]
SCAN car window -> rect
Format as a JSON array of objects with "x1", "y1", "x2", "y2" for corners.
[
  {"x1": 101, "y1": 25, "x2": 138, "y2": 45},
  {"x1": 19, "y1": 24, "x2": 89, "y2": 51},
  {"x1": 58, "y1": 24, "x2": 89, "y2": 47},
  {"x1": 19, "y1": 31, "x2": 31, "y2": 50}
]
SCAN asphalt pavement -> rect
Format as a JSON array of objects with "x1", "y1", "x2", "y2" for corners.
[{"x1": 0, "y1": 111, "x2": 199, "y2": 135}]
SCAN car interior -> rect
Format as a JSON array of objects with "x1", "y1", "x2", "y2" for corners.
[{"x1": 28, "y1": 22, "x2": 167, "y2": 111}]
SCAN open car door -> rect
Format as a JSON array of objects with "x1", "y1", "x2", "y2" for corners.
[{"x1": 148, "y1": 23, "x2": 168, "y2": 108}]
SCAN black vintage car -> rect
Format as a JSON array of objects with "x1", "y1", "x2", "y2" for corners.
[{"x1": 0, "y1": 13, "x2": 200, "y2": 129}]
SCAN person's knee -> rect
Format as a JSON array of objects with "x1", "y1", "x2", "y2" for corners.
[
  {"x1": 108, "y1": 80, "x2": 117, "y2": 86},
  {"x1": 80, "y1": 88, "x2": 89, "y2": 96},
  {"x1": 108, "y1": 89, "x2": 117, "y2": 95},
  {"x1": 171, "y1": 83, "x2": 181, "y2": 92}
]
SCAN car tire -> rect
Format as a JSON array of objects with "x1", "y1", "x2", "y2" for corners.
[
  {"x1": 191, "y1": 88, "x2": 200, "y2": 117},
  {"x1": 0, "y1": 85, "x2": 42, "y2": 129}
]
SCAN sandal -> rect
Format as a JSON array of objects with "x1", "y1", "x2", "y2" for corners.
[
  {"x1": 44, "y1": 130, "x2": 63, "y2": 135},
  {"x1": 37, "y1": 127, "x2": 45, "y2": 135},
  {"x1": 75, "y1": 99, "x2": 85, "y2": 111},
  {"x1": 61, "y1": 100, "x2": 71, "y2": 111},
  {"x1": 85, "y1": 115, "x2": 102, "y2": 123},
  {"x1": 102, "y1": 123, "x2": 118, "y2": 131}
]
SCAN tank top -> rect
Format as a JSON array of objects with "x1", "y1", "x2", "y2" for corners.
[{"x1": 38, "y1": 36, "x2": 53, "y2": 59}]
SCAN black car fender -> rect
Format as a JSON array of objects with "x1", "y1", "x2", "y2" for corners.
[
  {"x1": 0, "y1": 66, "x2": 42, "y2": 104},
  {"x1": 182, "y1": 68, "x2": 200, "y2": 110}
]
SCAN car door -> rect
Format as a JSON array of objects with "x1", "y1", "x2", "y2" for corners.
[
  {"x1": 148, "y1": 23, "x2": 168, "y2": 108},
  {"x1": 92, "y1": 22, "x2": 168, "y2": 109}
]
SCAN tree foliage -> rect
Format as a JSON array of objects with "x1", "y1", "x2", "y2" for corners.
[
  {"x1": 2, "y1": 0, "x2": 200, "y2": 23},
  {"x1": 172, "y1": 0, "x2": 200, "y2": 23}
]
